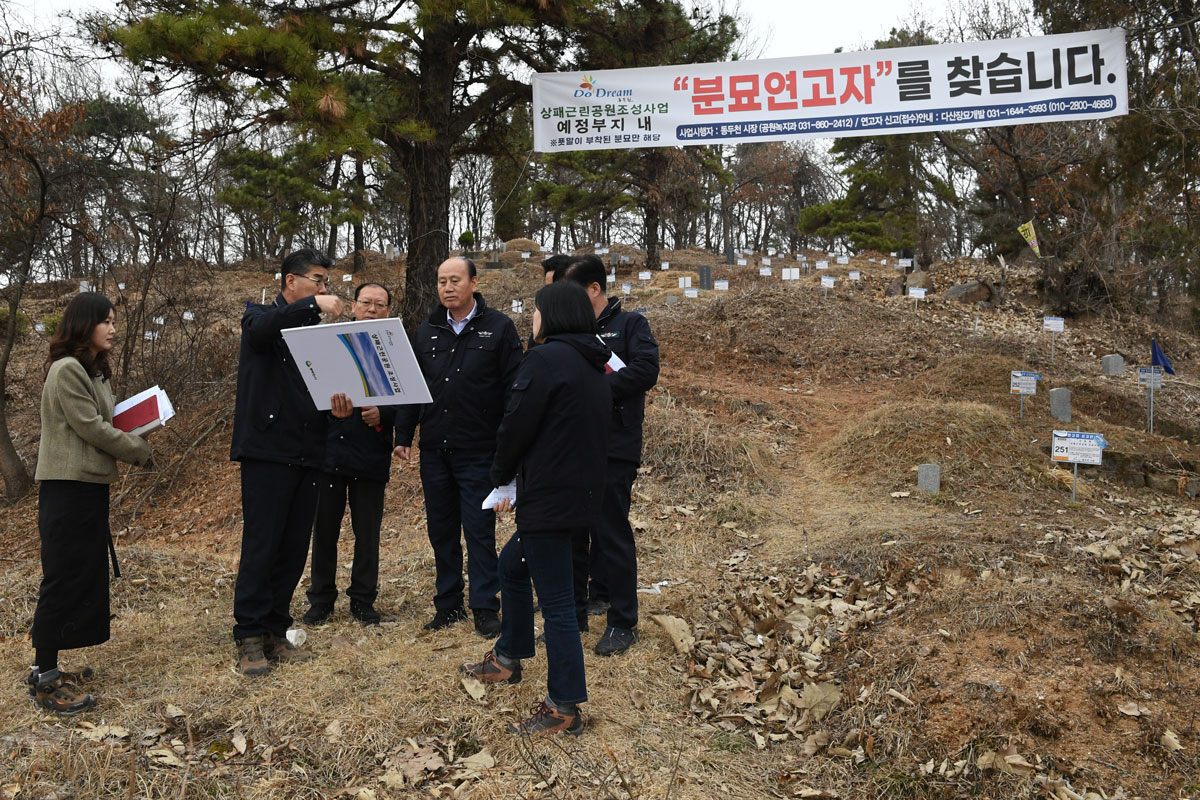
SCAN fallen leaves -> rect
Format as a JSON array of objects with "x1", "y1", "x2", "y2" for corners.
[
  {"x1": 651, "y1": 614, "x2": 695, "y2": 654},
  {"x1": 461, "y1": 675, "x2": 486, "y2": 702}
]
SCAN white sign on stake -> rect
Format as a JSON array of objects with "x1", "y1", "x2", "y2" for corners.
[
  {"x1": 816, "y1": 260, "x2": 828, "y2": 270},
  {"x1": 118, "y1": 282, "x2": 126, "y2": 291},
  {"x1": 342, "y1": 274, "x2": 352, "y2": 283},
  {"x1": 736, "y1": 258, "x2": 747, "y2": 266},
  {"x1": 607, "y1": 272, "x2": 616, "y2": 284},
  {"x1": 836, "y1": 256, "x2": 850, "y2": 265},
  {"x1": 821, "y1": 276, "x2": 836, "y2": 289},
  {"x1": 684, "y1": 287, "x2": 699, "y2": 299},
  {"x1": 909, "y1": 287, "x2": 928, "y2": 299},
  {"x1": 759, "y1": 267, "x2": 772, "y2": 277},
  {"x1": 678, "y1": 276, "x2": 692, "y2": 289},
  {"x1": 597, "y1": 247, "x2": 609, "y2": 255},
  {"x1": 1010, "y1": 370, "x2": 1039, "y2": 395},
  {"x1": 183, "y1": 311, "x2": 195, "y2": 322},
  {"x1": 848, "y1": 270, "x2": 861, "y2": 281},
  {"x1": 153, "y1": 316, "x2": 165, "y2": 325},
  {"x1": 715, "y1": 280, "x2": 729, "y2": 291},
  {"x1": 521, "y1": 251, "x2": 531, "y2": 259},
  {"x1": 622, "y1": 283, "x2": 632, "y2": 295},
  {"x1": 638, "y1": 271, "x2": 652, "y2": 281},
  {"x1": 762, "y1": 257, "x2": 772, "y2": 266},
  {"x1": 512, "y1": 299, "x2": 524, "y2": 313},
  {"x1": 898, "y1": 258, "x2": 913, "y2": 268},
  {"x1": 1043, "y1": 316, "x2": 1065, "y2": 332},
  {"x1": 1052, "y1": 430, "x2": 1106, "y2": 466},
  {"x1": 1137, "y1": 366, "x2": 1163, "y2": 390},
  {"x1": 660, "y1": 261, "x2": 670, "y2": 270}
]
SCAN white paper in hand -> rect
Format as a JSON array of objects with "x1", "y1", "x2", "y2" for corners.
[{"x1": 482, "y1": 482, "x2": 517, "y2": 510}]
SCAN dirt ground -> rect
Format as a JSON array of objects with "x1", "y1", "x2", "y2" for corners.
[{"x1": 2, "y1": 251, "x2": 1200, "y2": 799}]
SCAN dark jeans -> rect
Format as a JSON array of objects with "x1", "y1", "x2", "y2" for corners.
[
  {"x1": 570, "y1": 529, "x2": 611, "y2": 619},
  {"x1": 307, "y1": 474, "x2": 385, "y2": 607},
  {"x1": 592, "y1": 459, "x2": 640, "y2": 630},
  {"x1": 233, "y1": 460, "x2": 320, "y2": 640},
  {"x1": 419, "y1": 448, "x2": 499, "y2": 612},
  {"x1": 496, "y1": 529, "x2": 587, "y2": 707}
]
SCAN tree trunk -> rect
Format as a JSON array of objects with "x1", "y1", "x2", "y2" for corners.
[
  {"x1": 0, "y1": 291, "x2": 33, "y2": 500},
  {"x1": 397, "y1": 139, "x2": 451, "y2": 334},
  {"x1": 353, "y1": 155, "x2": 366, "y2": 272}
]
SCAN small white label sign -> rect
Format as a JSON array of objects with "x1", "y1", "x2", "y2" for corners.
[
  {"x1": 909, "y1": 287, "x2": 928, "y2": 299},
  {"x1": 621, "y1": 283, "x2": 631, "y2": 295},
  {"x1": 1043, "y1": 316, "x2": 1065, "y2": 332},
  {"x1": 836, "y1": 256, "x2": 850, "y2": 265},
  {"x1": 684, "y1": 288, "x2": 699, "y2": 298},
  {"x1": 816, "y1": 260, "x2": 828, "y2": 270},
  {"x1": 183, "y1": 311, "x2": 195, "y2": 322},
  {"x1": 759, "y1": 267, "x2": 772, "y2": 277},
  {"x1": 638, "y1": 271, "x2": 652, "y2": 281},
  {"x1": 715, "y1": 280, "x2": 729, "y2": 291},
  {"x1": 678, "y1": 276, "x2": 692, "y2": 288},
  {"x1": 762, "y1": 257, "x2": 772, "y2": 266},
  {"x1": 898, "y1": 258, "x2": 913, "y2": 268},
  {"x1": 1010, "y1": 370, "x2": 1039, "y2": 395},
  {"x1": 511, "y1": 300, "x2": 524, "y2": 313},
  {"x1": 821, "y1": 276, "x2": 836, "y2": 289},
  {"x1": 521, "y1": 251, "x2": 531, "y2": 259},
  {"x1": 1052, "y1": 430, "x2": 1106, "y2": 466},
  {"x1": 736, "y1": 258, "x2": 747, "y2": 266},
  {"x1": 660, "y1": 261, "x2": 669, "y2": 269},
  {"x1": 1138, "y1": 367, "x2": 1163, "y2": 390},
  {"x1": 848, "y1": 270, "x2": 861, "y2": 281}
]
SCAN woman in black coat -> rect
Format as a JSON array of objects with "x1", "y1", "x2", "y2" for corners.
[{"x1": 461, "y1": 280, "x2": 611, "y2": 737}]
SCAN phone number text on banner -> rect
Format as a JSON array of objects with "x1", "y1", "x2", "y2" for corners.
[{"x1": 532, "y1": 28, "x2": 1127, "y2": 152}]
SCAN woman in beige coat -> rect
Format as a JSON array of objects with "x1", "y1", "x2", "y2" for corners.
[{"x1": 28, "y1": 292, "x2": 151, "y2": 713}]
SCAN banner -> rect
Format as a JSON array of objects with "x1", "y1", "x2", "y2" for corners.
[
  {"x1": 1018, "y1": 220, "x2": 1042, "y2": 257},
  {"x1": 281, "y1": 318, "x2": 432, "y2": 410},
  {"x1": 532, "y1": 28, "x2": 1127, "y2": 152}
]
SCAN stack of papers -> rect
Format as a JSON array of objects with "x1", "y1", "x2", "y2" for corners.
[{"x1": 113, "y1": 385, "x2": 175, "y2": 435}]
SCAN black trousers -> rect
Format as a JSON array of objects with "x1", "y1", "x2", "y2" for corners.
[
  {"x1": 233, "y1": 460, "x2": 320, "y2": 640},
  {"x1": 32, "y1": 480, "x2": 112, "y2": 651},
  {"x1": 307, "y1": 474, "x2": 385, "y2": 607},
  {"x1": 583, "y1": 459, "x2": 640, "y2": 630}
]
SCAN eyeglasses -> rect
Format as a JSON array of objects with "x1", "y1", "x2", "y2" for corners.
[
  {"x1": 355, "y1": 300, "x2": 389, "y2": 310},
  {"x1": 295, "y1": 273, "x2": 331, "y2": 288}
]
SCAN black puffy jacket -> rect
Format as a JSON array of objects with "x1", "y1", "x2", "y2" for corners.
[{"x1": 490, "y1": 333, "x2": 612, "y2": 532}]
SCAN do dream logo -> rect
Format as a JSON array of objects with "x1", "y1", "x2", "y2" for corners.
[{"x1": 573, "y1": 74, "x2": 633, "y2": 99}]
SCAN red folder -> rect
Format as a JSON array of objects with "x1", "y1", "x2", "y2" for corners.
[{"x1": 113, "y1": 394, "x2": 159, "y2": 433}]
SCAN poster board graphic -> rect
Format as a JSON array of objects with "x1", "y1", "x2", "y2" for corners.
[{"x1": 281, "y1": 318, "x2": 432, "y2": 410}]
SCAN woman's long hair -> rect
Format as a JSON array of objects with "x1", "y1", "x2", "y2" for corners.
[{"x1": 46, "y1": 293, "x2": 115, "y2": 379}]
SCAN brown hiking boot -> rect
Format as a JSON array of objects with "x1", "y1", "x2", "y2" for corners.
[
  {"x1": 237, "y1": 636, "x2": 271, "y2": 676},
  {"x1": 33, "y1": 670, "x2": 95, "y2": 715},
  {"x1": 264, "y1": 632, "x2": 314, "y2": 664},
  {"x1": 508, "y1": 700, "x2": 583, "y2": 737},
  {"x1": 460, "y1": 649, "x2": 521, "y2": 684}
]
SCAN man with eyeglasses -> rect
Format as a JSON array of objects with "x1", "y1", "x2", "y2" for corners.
[
  {"x1": 230, "y1": 248, "x2": 354, "y2": 676},
  {"x1": 395, "y1": 257, "x2": 523, "y2": 638},
  {"x1": 303, "y1": 283, "x2": 397, "y2": 627}
]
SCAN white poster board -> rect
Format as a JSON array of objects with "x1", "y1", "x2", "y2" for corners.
[
  {"x1": 1010, "y1": 370, "x2": 1039, "y2": 395},
  {"x1": 281, "y1": 319, "x2": 432, "y2": 410},
  {"x1": 1051, "y1": 430, "x2": 1106, "y2": 465}
]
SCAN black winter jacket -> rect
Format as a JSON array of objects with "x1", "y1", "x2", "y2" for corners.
[
  {"x1": 596, "y1": 297, "x2": 659, "y2": 464},
  {"x1": 395, "y1": 293, "x2": 523, "y2": 451},
  {"x1": 490, "y1": 333, "x2": 612, "y2": 532},
  {"x1": 322, "y1": 405, "x2": 397, "y2": 483},
  {"x1": 230, "y1": 294, "x2": 327, "y2": 467}
]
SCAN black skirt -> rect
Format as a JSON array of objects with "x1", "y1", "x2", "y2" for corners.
[{"x1": 32, "y1": 480, "x2": 113, "y2": 650}]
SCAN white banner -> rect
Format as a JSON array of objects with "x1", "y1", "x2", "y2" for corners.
[
  {"x1": 281, "y1": 319, "x2": 432, "y2": 410},
  {"x1": 533, "y1": 28, "x2": 1127, "y2": 152}
]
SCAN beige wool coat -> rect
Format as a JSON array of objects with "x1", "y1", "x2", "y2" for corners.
[{"x1": 36, "y1": 356, "x2": 151, "y2": 483}]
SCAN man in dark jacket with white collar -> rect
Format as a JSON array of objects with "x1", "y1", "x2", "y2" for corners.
[
  {"x1": 230, "y1": 248, "x2": 352, "y2": 676},
  {"x1": 561, "y1": 255, "x2": 659, "y2": 656},
  {"x1": 395, "y1": 257, "x2": 523, "y2": 637}
]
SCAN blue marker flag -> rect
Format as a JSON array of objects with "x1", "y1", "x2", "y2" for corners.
[{"x1": 1151, "y1": 337, "x2": 1176, "y2": 375}]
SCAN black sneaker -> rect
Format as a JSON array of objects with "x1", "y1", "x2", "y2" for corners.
[
  {"x1": 424, "y1": 606, "x2": 468, "y2": 631},
  {"x1": 473, "y1": 609, "x2": 501, "y2": 638},
  {"x1": 508, "y1": 700, "x2": 584, "y2": 737},
  {"x1": 594, "y1": 625, "x2": 638, "y2": 656},
  {"x1": 302, "y1": 602, "x2": 334, "y2": 625},
  {"x1": 350, "y1": 601, "x2": 381, "y2": 626},
  {"x1": 586, "y1": 598, "x2": 610, "y2": 616}
]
